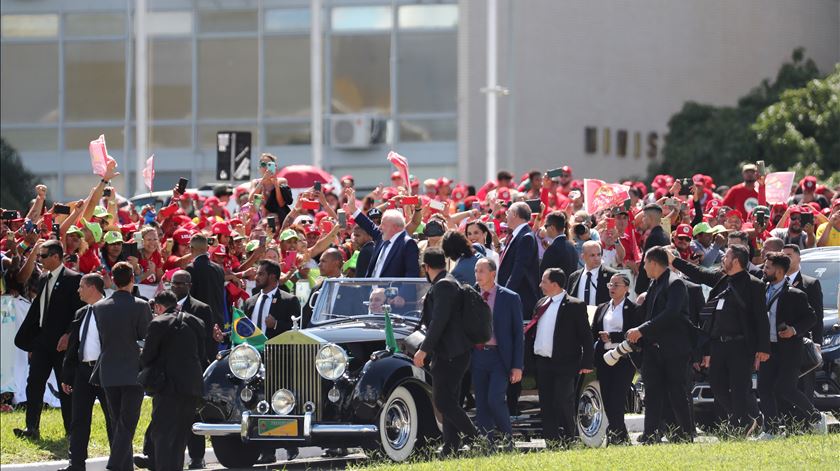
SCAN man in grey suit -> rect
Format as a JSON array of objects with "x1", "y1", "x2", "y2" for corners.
[{"x1": 93, "y1": 261, "x2": 152, "y2": 471}]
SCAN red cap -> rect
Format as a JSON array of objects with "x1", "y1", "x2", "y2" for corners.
[
  {"x1": 832, "y1": 199, "x2": 840, "y2": 209},
  {"x1": 800, "y1": 176, "x2": 817, "y2": 191},
  {"x1": 229, "y1": 218, "x2": 243, "y2": 227},
  {"x1": 497, "y1": 188, "x2": 511, "y2": 201},
  {"x1": 807, "y1": 202, "x2": 821, "y2": 213},
  {"x1": 451, "y1": 186, "x2": 466, "y2": 201},
  {"x1": 210, "y1": 245, "x2": 226, "y2": 256},
  {"x1": 212, "y1": 221, "x2": 231, "y2": 236},
  {"x1": 120, "y1": 223, "x2": 137, "y2": 234},
  {"x1": 437, "y1": 177, "x2": 453, "y2": 188},
  {"x1": 204, "y1": 196, "x2": 221, "y2": 207},
  {"x1": 391, "y1": 171, "x2": 402, "y2": 181},
  {"x1": 561, "y1": 165, "x2": 573, "y2": 175},
  {"x1": 340, "y1": 174, "x2": 354, "y2": 183},
  {"x1": 726, "y1": 209, "x2": 743, "y2": 221},
  {"x1": 675, "y1": 224, "x2": 692, "y2": 239},
  {"x1": 172, "y1": 228, "x2": 192, "y2": 245},
  {"x1": 788, "y1": 205, "x2": 802, "y2": 215},
  {"x1": 303, "y1": 224, "x2": 321, "y2": 236},
  {"x1": 692, "y1": 174, "x2": 706, "y2": 185}
]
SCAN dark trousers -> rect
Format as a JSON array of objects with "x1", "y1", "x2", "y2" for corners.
[
  {"x1": 471, "y1": 348, "x2": 512, "y2": 440},
  {"x1": 68, "y1": 363, "x2": 113, "y2": 467},
  {"x1": 104, "y1": 385, "x2": 144, "y2": 471},
  {"x1": 431, "y1": 351, "x2": 477, "y2": 453},
  {"x1": 758, "y1": 340, "x2": 819, "y2": 431},
  {"x1": 25, "y1": 349, "x2": 72, "y2": 433},
  {"x1": 148, "y1": 394, "x2": 198, "y2": 471},
  {"x1": 186, "y1": 414, "x2": 205, "y2": 462},
  {"x1": 535, "y1": 356, "x2": 578, "y2": 444},
  {"x1": 641, "y1": 347, "x2": 692, "y2": 441},
  {"x1": 708, "y1": 339, "x2": 755, "y2": 428},
  {"x1": 595, "y1": 350, "x2": 636, "y2": 442}
]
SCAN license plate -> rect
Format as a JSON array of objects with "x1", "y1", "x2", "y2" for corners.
[{"x1": 257, "y1": 418, "x2": 299, "y2": 437}]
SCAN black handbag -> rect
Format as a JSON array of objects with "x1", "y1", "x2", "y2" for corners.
[
  {"x1": 138, "y1": 312, "x2": 183, "y2": 395},
  {"x1": 799, "y1": 337, "x2": 823, "y2": 377}
]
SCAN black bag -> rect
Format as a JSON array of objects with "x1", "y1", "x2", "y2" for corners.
[
  {"x1": 137, "y1": 312, "x2": 183, "y2": 395},
  {"x1": 459, "y1": 285, "x2": 493, "y2": 344},
  {"x1": 800, "y1": 337, "x2": 823, "y2": 377}
]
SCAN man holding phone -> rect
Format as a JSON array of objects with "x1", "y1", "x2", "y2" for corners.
[{"x1": 771, "y1": 206, "x2": 815, "y2": 249}]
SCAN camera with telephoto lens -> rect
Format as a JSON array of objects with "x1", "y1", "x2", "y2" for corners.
[{"x1": 603, "y1": 340, "x2": 639, "y2": 366}]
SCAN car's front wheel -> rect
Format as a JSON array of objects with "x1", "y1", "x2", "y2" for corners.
[
  {"x1": 377, "y1": 386, "x2": 419, "y2": 461},
  {"x1": 577, "y1": 380, "x2": 607, "y2": 447},
  {"x1": 211, "y1": 435, "x2": 260, "y2": 469}
]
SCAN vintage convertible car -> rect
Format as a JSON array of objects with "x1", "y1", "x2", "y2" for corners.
[{"x1": 192, "y1": 278, "x2": 619, "y2": 468}]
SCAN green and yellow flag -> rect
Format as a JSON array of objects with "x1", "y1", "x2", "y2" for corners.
[{"x1": 231, "y1": 307, "x2": 268, "y2": 351}]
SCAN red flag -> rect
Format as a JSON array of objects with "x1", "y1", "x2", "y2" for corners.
[
  {"x1": 89, "y1": 134, "x2": 118, "y2": 177},
  {"x1": 583, "y1": 179, "x2": 630, "y2": 214},
  {"x1": 142, "y1": 154, "x2": 155, "y2": 192},
  {"x1": 387, "y1": 151, "x2": 411, "y2": 195}
]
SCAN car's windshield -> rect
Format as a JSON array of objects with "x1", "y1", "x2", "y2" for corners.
[
  {"x1": 310, "y1": 278, "x2": 431, "y2": 324},
  {"x1": 800, "y1": 258, "x2": 839, "y2": 311}
]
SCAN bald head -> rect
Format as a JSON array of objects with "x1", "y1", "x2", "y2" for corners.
[
  {"x1": 170, "y1": 270, "x2": 192, "y2": 298},
  {"x1": 318, "y1": 248, "x2": 344, "y2": 278},
  {"x1": 581, "y1": 240, "x2": 603, "y2": 270}
]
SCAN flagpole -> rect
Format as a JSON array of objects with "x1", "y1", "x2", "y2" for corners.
[
  {"x1": 311, "y1": 0, "x2": 324, "y2": 169},
  {"x1": 135, "y1": 0, "x2": 148, "y2": 195},
  {"x1": 485, "y1": 0, "x2": 498, "y2": 183}
]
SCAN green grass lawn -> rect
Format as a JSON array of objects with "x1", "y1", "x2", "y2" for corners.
[
  {"x1": 357, "y1": 434, "x2": 840, "y2": 471},
  {"x1": 0, "y1": 399, "x2": 153, "y2": 465}
]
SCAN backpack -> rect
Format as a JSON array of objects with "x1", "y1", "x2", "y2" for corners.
[{"x1": 459, "y1": 284, "x2": 493, "y2": 344}]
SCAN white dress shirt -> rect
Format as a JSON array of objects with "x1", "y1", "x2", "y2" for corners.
[
  {"x1": 534, "y1": 292, "x2": 566, "y2": 358},
  {"x1": 40, "y1": 265, "x2": 64, "y2": 326},
  {"x1": 372, "y1": 231, "x2": 404, "y2": 277},
  {"x1": 786, "y1": 270, "x2": 800, "y2": 286},
  {"x1": 602, "y1": 299, "x2": 625, "y2": 349},
  {"x1": 252, "y1": 286, "x2": 278, "y2": 332},
  {"x1": 576, "y1": 265, "x2": 601, "y2": 306},
  {"x1": 79, "y1": 305, "x2": 102, "y2": 362}
]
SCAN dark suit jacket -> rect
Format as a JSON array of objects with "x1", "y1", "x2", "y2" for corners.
[
  {"x1": 540, "y1": 235, "x2": 578, "y2": 279},
  {"x1": 141, "y1": 309, "x2": 205, "y2": 397},
  {"x1": 634, "y1": 225, "x2": 670, "y2": 295},
  {"x1": 62, "y1": 304, "x2": 94, "y2": 386},
  {"x1": 180, "y1": 295, "x2": 218, "y2": 367},
  {"x1": 497, "y1": 224, "x2": 540, "y2": 317},
  {"x1": 243, "y1": 288, "x2": 300, "y2": 339},
  {"x1": 186, "y1": 254, "x2": 226, "y2": 323},
  {"x1": 637, "y1": 270, "x2": 695, "y2": 356},
  {"x1": 420, "y1": 272, "x2": 472, "y2": 359},
  {"x1": 355, "y1": 241, "x2": 375, "y2": 278},
  {"x1": 790, "y1": 272, "x2": 823, "y2": 343},
  {"x1": 93, "y1": 290, "x2": 152, "y2": 387},
  {"x1": 771, "y1": 282, "x2": 815, "y2": 341},
  {"x1": 591, "y1": 298, "x2": 642, "y2": 345},
  {"x1": 524, "y1": 295, "x2": 594, "y2": 370},
  {"x1": 485, "y1": 286, "x2": 524, "y2": 373},
  {"x1": 355, "y1": 211, "x2": 420, "y2": 278},
  {"x1": 567, "y1": 265, "x2": 617, "y2": 306},
  {"x1": 15, "y1": 267, "x2": 84, "y2": 352}
]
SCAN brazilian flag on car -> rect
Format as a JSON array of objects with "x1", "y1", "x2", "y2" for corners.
[{"x1": 231, "y1": 307, "x2": 268, "y2": 351}]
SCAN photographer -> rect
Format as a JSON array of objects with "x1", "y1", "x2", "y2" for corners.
[{"x1": 592, "y1": 273, "x2": 641, "y2": 445}]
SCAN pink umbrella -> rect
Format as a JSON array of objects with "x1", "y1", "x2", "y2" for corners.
[{"x1": 276, "y1": 165, "x2": 334, "y2": 189}]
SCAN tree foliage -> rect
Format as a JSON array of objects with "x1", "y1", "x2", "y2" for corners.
[
  {"x1": 652, "y1": 48, "x2": 822, "y2": 183},
  {"x1": 0, "y1": 137, "x2": 37, "y2": 211}
]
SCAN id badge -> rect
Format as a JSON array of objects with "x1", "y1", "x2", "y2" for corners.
[{"x1": 716, "y1": 298, "x2": 725, "y2": 310}]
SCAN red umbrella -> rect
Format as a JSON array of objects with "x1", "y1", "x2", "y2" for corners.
[{"x1": 276, "y1": 165, "x2": 334, "y2": 188}]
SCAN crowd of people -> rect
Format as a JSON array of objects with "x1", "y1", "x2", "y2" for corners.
[{"x1": 1, "y1": 153, "x2": 838, "y2": 468}]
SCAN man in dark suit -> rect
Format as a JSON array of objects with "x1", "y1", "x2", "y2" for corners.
[
  {"x1": 185, "y1": 233, "x2": 226, "y2": 328},
  {"x1": 470, "y1": 258, "x2": 524, "y2": 449},
  {"x1": 592, "y1": 273, "x2": 641, "y2": 445},
  {"x1": 141, "y1": 290, "x2": 206, "y2": 471},
  {"x1": 353, "y1": 207, "x2": 420, "y2": 279},
  {"x1": 568, "y1": 240, "x2": 618, "y2": 306},
  {"x1": 540, "y1": 211, "x2": 578, "y2": 279},
  {"x1": 782, "y1": 244, "x2": 824, "y2": 403},
  {"x1": 497, "y1": 202, "x2": 540, "y2": 317},
  {"x1": 757, "y1": 252, "x2": 826, "y2": 434},
  {"x1": 672, "y1": 245, "x2": 769, "y2": 433},
  {"x1": 524, "y1": 268, "x2": 593, "y2": 446},
  {"x1": 58, "y1": 273, "x2": 113, "y2": 471},
  {"x1": 93, "y1": 262, "x2": 152, "y2": 471},
  {"x1": 14, "y1": 240, "x2": 83, "y2": 439},
  {"x1": 627, "y1": 247, "x2": 695, "y2": 443},
  {"x1": 634, "y1": 204, "x2": 671, "y2": 295},
  {"x1": 351, "y1": 224, "x2": 375, "y2": 278},
  {"x1": 413, "y1": 248, "x2": 477, "y2": 457}
]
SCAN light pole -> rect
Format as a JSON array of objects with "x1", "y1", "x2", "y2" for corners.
[{"x1": 481, "y1": 0, "x2": 509, "y2": 184}]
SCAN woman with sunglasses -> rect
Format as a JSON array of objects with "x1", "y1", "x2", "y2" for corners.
[{"x1": 252, "y1": 153, "x2": 293, "y2": 223}]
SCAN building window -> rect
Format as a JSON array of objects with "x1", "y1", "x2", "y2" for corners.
[
  {"x1": 150, "y1": 126, "x2": 191, "y2": 148},
  {"x1": 64, "y1": 41, "x2": 126, "y2": 122},
  {"x1": 399, "y1": 118, "x2": 456, "y2": 142},
  {"x1": 0, "y1": 128, "x2": 58, "y2": 152},
  {"x1": 397, "y1": 32, "x2": 457, "y2": 114},
  {"x1": 146, "y1": 11, "x2": 192, "y2": 36},
  {"x1": 331, "y1": 6, "x2": 392, "y2": 31},
  {"x1": 1, "y1": 14, "x2": 58, "y2": 38},
  {"x1": 398, "y1": 5, "x2": 458, "y2": 29},
  {"x1": 265, "y1": 36, "x2": 311, "y2": 117},
  {"x1": 585, "y1": 127, "x2": 597, "y2": 154},
  {"x1": 331, "y1": 34, "x2": 391, "y2": 114},
  {"x1": 1, "y1": 43, "x2": 59, "y2": 124},
  {"x1": 150, "y1": 39, "x2": 192, "y2": 120},
  {"x1": 198, "y1": 9, "x2": 258, "y2": 34},
  {"x1": 265, "y1": 9, "x2": 310, "y2": 32},
  {"x1": 65, "y1": 13, "x2": 125, "y2": 37},
  {"x1": 617, "y1": 130, "x2": 627, "y2": 157},
  {"x1": 197, "y1": 38, "x2": 258, "y2": 119},
  {"x1": 265, "y1": 123, "x2": 311, "y2": 146},
  {"x1": 65, "y1": 127, "x2": 124, "y2": 151}
]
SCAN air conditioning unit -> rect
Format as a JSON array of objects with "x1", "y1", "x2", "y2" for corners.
[{"x1": 330, "y1": 114, "x2": 385, "y2": 149}]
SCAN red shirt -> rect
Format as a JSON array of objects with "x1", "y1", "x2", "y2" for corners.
[
  {"x1": 77, "y1": 243, "x2": 101, "y2": 274},
  {"x1": 721, "y1": 182, "x2": 766, "y2": 216},
  {"x1": 138, "y1": 250, "x2": 163, "y2": 284}
]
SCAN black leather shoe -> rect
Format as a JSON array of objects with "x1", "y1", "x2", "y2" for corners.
[
  {"x1": 133, "y1": 455, "x2": 154, "y2": 470},
  {"x1": 13, "y1": 428, "x2": 40, "y2": 440},
  {"x1": 187, "y1": 459, "x2": 205, "y2": 470},
  {"x1": 286, "y1": 447, "x2": 299, "y2": 461},
  {"x1": 256, "y1": 451, "x2": 277, "y2": 464},
  {"x1": 56, "y1": 466, "x2": 84, "y2": 471}
]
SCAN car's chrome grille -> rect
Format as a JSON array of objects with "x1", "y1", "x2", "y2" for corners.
[{"x1": 265, "y1": 343, "x2": 322, "y2": 420}]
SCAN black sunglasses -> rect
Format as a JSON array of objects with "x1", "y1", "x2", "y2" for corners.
[{"x1": 39, "y1": 253, "x2": 53, "y2": 259}]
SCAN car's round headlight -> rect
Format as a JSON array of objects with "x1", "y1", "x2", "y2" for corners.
[
  {"x1": 271, "y1": 389, "x2": 295, "y2": 415},
  {"x1": 228, "y1": 344, "x2": 261, "y2": 380},
  {"x1": 315, "y1": 343, "x2": 348, "y2": 380}
]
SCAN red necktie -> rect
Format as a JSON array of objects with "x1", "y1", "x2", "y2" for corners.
[{"x1": 524, "y1": 298, "x2": 552, "y2": 335}]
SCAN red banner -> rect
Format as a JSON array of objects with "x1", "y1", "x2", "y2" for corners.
[
  {"x1": 387, "y1": 151, "x2": 411, "y2": 195},
  {"x1": 764, "y1": 171, "x2": 795, "y2": 204},
  {"x1": 584, "y1": 179, "x2": 630, "y2": 214}
]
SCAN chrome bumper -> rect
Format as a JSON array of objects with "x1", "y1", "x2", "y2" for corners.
[{"x1": 192, "y1": 411, "x2": 378, "y2": 438}]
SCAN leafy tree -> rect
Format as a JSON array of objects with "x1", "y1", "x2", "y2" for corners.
[
  {"x1": 753, "y1": 64, "x2": 840, "y2": 175},
  {"x1": 0, "y1": 137, "x2": 37, "y2": 211},
  {"x1": 652, "y1": 48, "x2": 822, "y2": 184}
]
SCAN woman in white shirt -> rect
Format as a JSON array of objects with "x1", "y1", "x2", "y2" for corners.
[{"x1": 590, "y1": 273, "x2": 641, "y2": 445}]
